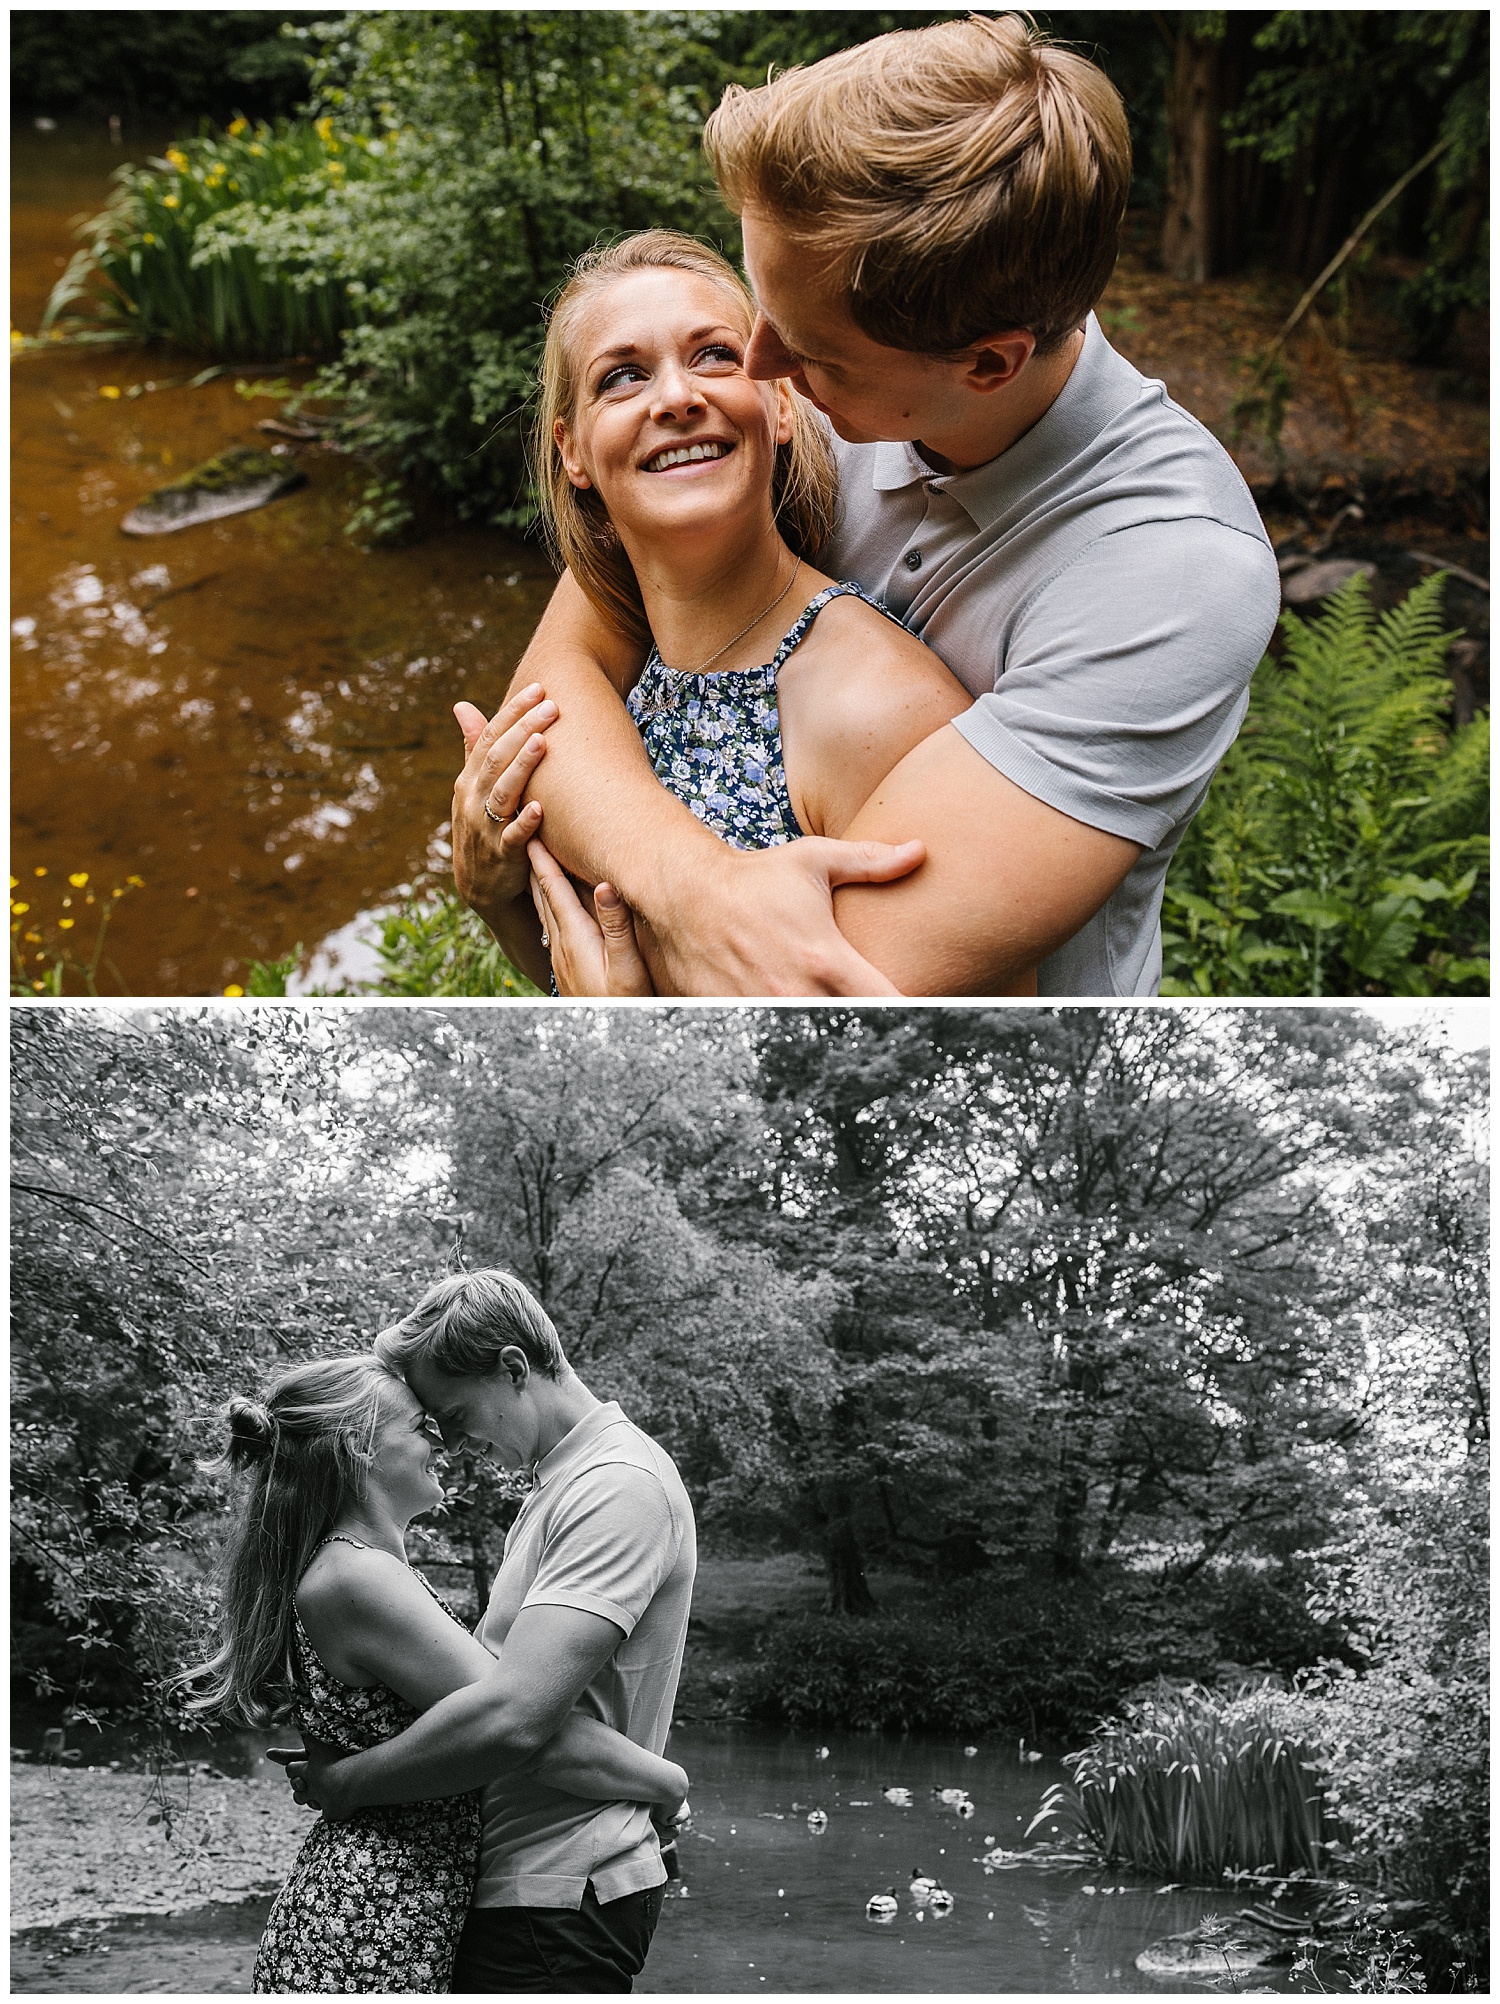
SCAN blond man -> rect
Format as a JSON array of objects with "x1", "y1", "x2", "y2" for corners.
[{"x1": 453, "y1": 17, "x2": 1281, "y2": 997}]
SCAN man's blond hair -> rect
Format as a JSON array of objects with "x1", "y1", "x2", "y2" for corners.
[{"x1": 704, "y1": 14, "x2": 1131, "y2": 357}]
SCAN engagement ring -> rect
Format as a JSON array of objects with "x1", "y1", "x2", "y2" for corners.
[{"x1": 483, "y1": 800, "x2": 505, "y2": 825}]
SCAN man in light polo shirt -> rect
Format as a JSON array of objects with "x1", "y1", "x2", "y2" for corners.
[
  {"x1": 286, "y1": 1270, "x2": 696, "y2": 1994},
  {"x1": 449, "y1": 16, "x2": 1281, "y2": 997}
]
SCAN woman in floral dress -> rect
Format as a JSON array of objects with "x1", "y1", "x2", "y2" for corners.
[{"x1": 178, "y1": 1355, "x2": 689, "y2": 1994}]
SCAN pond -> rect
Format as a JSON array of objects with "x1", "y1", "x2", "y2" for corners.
[
  {"x1": 11, "y1": 122, "x2": 552, "y2": 997},
  {"x1": 10, "y1": 1723, "x2": 1330, "y2": 1993}
]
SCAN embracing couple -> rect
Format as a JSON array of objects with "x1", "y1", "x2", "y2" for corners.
[
  {"x1": 179, "y1": 1271, "x2": 696, "y2": 1994},
  {"x1": 452, "y1": 17, "x2": 1280, "y2": 999}
]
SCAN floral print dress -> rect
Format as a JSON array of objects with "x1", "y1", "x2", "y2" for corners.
[
  {"x1": 625, "y1": 580, "x2": 903, "y2": 849},
  {"x1": 253, "y1": 1542, "x2": 482, "y2": 1995}
]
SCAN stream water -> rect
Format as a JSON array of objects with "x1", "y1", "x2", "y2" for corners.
[
  {"x1": 10, "y1": 1723, "x2": 1327, "y2": 1994},
  {"x1": 11, "y1": 122, "x2": 553, "y2": 996}
]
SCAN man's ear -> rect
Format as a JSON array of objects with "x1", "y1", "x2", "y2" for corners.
[
  {"x1": 554, "y1": 417, "x2": 592, "y2": 491},
  {"x1": 963, "y1": 330, "x2": 1038, "y2": 396},
  {"x1": 497, "y1": 1344, "x2": 532, "y2": 1388}
]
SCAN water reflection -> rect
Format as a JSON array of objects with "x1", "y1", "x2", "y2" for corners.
[
  {"x1": 11, "y1": 125, "x2": 555, "y2": 995},
  {"x1": 638, "y1": 1725, "x2": 1318, "y2": 1994}
]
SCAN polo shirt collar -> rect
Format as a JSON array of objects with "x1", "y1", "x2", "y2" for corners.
[
  {"x1": 867, "y1": 315, "x2": 1137, "y2": 530},
  {"x1": 531, "y1": 1398, "x2": 625, "y2": 1493}
]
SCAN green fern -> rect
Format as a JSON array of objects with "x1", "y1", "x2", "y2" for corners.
[{"x1": 1164, "y1": 572, "x2": 1489, "y2": 995}]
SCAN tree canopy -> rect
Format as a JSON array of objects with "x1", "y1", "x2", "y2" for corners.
[{"x1": 11, "y1": 1004, "x2": 1483, "y2": 1733}]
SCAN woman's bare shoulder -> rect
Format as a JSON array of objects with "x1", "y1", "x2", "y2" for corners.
[
  {"x1": 295, "y1": 1540, "x2": 412, "y2": 1624},
  {"x1": 778, "y1": 589, "x2": 972, "y2": 837},
  {"x1": 798, "y1": 590, "x2": 970, "y2": 704}
]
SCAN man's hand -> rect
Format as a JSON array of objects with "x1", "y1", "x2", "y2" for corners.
[
  {"x1": 266, "y1": 1738, "x2": 355, "y2": 1820},
  {"x1": 452, "y1": 682, "x2": 559, "y2": 926},
  {"x1": 642, "y1": 833, "x2": 929, "y2": 996}
]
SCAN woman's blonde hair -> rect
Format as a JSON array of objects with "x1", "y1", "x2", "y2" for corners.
[
  {"x1": 533, "y1": 230, "x2": 837, "y2": 646},
  {"x1": 704, "y1": 15, "x2": 1131, "y2": 357},
  {"x1": 173, "y1": 1354, "x2": 402, "y2": 1727}
]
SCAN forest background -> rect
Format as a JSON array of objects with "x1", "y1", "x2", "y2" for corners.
[
  {"x1": 10, "y1": 8, "x2": 1490, "y2": 999},
  {"x1": 10, "y1": 1003, "x2": 1488, "y2": 1976}
]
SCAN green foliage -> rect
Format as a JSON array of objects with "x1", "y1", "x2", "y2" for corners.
[
  {"x1": 1032, "y1": 1680, "x2": 1337, "y2": 1879},
  {"x1": 44, "y1": 117, "x2": 378, "y2": 358},
  {"x1": 1162, "y1": 574, "x2": 1489, "y2": 996},
  {"x1": 200, "y1": 12, "x2": 739, "y2": 525},
  {"x1": 1227, "y1": 12, "x2": 1489, "y2": 356},
  {"x1": 10, "y1": 11, "x2": 311, "y2": 119},
  {"x1": 367, "y1": 885, "x2": 542, "y2": 996}
]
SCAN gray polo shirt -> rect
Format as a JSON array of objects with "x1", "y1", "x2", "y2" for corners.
[
  {"x1": 471, "y1": 1399, "x2": 696, "y2": 1910},
  {"x1": 822, "y1": 313, "x2": 1281, "y2": 995}
]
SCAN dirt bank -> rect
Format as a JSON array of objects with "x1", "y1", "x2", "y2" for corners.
[{"x1": 10, "y1": 1767, "x2": 305, "y2": 1931}]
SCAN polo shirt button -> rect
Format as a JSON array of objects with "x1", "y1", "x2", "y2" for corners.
[{"x1": 903, "y1": 549, "x2": 922, "y2": 571}]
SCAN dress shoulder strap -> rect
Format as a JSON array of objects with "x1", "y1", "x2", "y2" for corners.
[{"x1": 768, "y1": 580, "x2": 904, "y2": 674}]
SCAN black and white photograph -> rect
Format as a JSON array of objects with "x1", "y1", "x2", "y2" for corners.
[
  {"x1": 8, "y1": 4, "x2": 1490, "y2": 2001},
  {"x1": 9, "y1": 1003, "x2": 1489, "y2": 1992}
]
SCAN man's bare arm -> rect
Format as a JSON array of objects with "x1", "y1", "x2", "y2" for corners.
[
  {"x1": 456, "y1": 572, "x2": 925, "y2": 996},
  {"x1": 288, "y1": 1604, "x2": 627, "y2": 1814},
  {"x1": 834, "y1": 725, "x2": 1141, "y2": 994}
]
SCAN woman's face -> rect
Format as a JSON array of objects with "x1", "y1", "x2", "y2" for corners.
[
  {"x1": 364, "y1": 1378, "x2": 445, "y2": 1523},
  {"x1": 554, "y1": 266, "x2": 795, "y2": 554}
]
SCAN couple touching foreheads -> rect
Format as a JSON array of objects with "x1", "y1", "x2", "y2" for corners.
[
  {"x1": 181, "y1": 1269, "x2": 696, "y2": 1995},
  {"x1": 451, "y1": 16, "x2": 1279, "y2": 1002}
]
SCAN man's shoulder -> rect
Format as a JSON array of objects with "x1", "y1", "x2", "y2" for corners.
[{"x1": 553, "y1": 1414, "x2": 691, "y2": 1512}]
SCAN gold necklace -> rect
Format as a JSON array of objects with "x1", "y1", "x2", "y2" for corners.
[{"x1": 668, "y1": 558, "x2": 801, "y2": 676}]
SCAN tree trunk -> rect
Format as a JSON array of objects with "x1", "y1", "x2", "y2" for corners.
[
  {"x1": 1161, "y1": 28, "x2": 1224, "y2": 281},
  {"x1": 824, "y1": 1515, "x2": 877, "y2": 1616}
]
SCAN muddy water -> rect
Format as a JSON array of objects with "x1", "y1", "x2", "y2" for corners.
[
  {"x1": 11, "y1": 125, "x2": 556, "y2": 996},
  {"x1": 9, "y1": 1726, "x2": 1329, "y2": 1994}
]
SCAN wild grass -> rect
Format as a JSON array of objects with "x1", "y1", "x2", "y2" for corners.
[
  {"x1": 43, "y1": 117, "x2": 377, "y2": 358},
  {"x1": 1030, "y1": 1680, "x2": 1337, "y2": 1880},
  {"x1": 240, "y1": 884, "x2": 540, "y2": 998},
  {"x1": 1162, "y1": 571, "x2": 1489, "y2": 996}
]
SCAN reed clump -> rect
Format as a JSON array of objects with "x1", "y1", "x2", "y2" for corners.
[
  {"x1": 1030, "y1": 1679, "x2": 1337, "y2": 1880},
  {"x1": 43, "y1": 116, "x2": 377, "y2": 358}
]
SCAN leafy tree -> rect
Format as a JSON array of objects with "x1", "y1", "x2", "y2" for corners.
[{"x1": 10, "y1": 10, "x2": 311, "y2": 121}]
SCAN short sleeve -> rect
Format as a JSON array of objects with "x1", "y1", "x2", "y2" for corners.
[
  {"x1": 522, "y1": 1463, "x2": 679, "y2": 1637},
  {"x1": 950, "y1": 517, "x2": 1281, "y2": 850}
]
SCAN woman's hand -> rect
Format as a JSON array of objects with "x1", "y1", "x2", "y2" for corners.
[
  {"x1": 656, "y1": 1763, "x2": 691, "y2": 1822},
  {"x1": 452, "y1": 682, "x2": 558, "y2": 921},
  {"x1": 528, "y1": 839, "x2": 655, "y2": 996}
]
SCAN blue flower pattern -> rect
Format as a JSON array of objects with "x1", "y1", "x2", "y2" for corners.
[{"x1": 626, "y1": 581, "x2": 899, "y2": 850}]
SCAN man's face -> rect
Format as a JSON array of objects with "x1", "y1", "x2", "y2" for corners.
[
  {"x1": 739, "y1": 206, "x2": 972, "y2": 447},
  {"x1": 407, "y1": 1352, "x2": 540, "y2": 1472}
]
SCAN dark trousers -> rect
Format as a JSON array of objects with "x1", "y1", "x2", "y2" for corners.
[{"x1": 451, "y1": 1883, "x2": 664, "y2": 1994}]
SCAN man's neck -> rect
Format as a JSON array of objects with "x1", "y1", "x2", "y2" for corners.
[
  {"x1": 915, "y1": 324, "x2": 1086, "y2": 476},
  {"x1": 531, "y1": 1372, "x2": 603, "y2": 1463}
]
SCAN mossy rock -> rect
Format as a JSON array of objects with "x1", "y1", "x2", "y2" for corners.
[
  {"x1": 121, "y1": 447, "x2": 306, "y2": 536},
  {"x1": 1136, "y1": 1928, "x2": 1289, "y2": 1978}
]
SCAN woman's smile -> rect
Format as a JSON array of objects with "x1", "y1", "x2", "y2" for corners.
[{"x1": 641, "y1": 439, "x2": 735, "y2": 474}]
